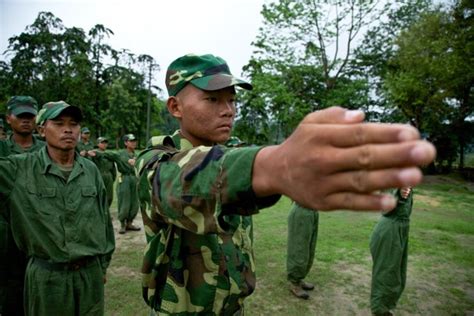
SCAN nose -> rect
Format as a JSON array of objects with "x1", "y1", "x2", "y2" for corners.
[{"x1": 219, "y1": 100, "x2": 235, "y2": 117}]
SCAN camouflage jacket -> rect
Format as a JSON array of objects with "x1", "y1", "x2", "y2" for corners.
[{"x1": 135, "y1": 131, "x2": 280, "y2": 315}]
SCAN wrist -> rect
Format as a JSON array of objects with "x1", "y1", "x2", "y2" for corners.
[{"x1": 252, "y1": 145, "x2": 282, "y2": 197}]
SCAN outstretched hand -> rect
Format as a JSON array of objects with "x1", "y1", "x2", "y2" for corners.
[{"x1": 252, "y1": 107, "x2": 435, "y2": 211}]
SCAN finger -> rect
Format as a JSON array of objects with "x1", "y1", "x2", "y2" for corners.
[
  {"x1": 321, "y1": 140, "x2": 436, "y2": 172},
  {"x1": 312, "y1": 123, "x2": 421, "y2": 147},
  {"x1": 324, "y1": 167, "x2": 423, "y2": 194},
  {"x1": 317, "y1": 192, "x2": 397, "y2": 211},
  {"x1": 302, "y1": 106, "x2": 365, "y2": 124}
]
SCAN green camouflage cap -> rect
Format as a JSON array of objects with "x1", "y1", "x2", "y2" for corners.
[
  {"x1": 225, "y1": 136, "x2": 246, "y2": 147},
  {"x1": 123, "y1": 133, "x2": 136, "y2": 142},
  {"x1": 165, "y1": 53, "x2": 253, "y2": 96},
  {"x1": 6, "y1": 96, "x2": 38, "y2": 116},
  {"x1": 97, "y1": 136, "x2": 108, "y2": 143},
  {"x1": 36, "y1": 101, "x2": 83, "y2": 126},
  {"x1": 81, "y1": 127, "x2": 90, "y2": 133}
]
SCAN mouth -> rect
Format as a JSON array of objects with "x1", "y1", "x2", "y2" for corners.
[
  {"x1": 218, "y1": 123, "x2": 233, "y2": 130},
  {"x1": 61, "y1": 137, "x2": 76, "y2": 142}
]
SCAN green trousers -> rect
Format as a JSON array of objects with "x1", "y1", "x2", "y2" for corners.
[
  {"x1": 25, "y1": 257, "x2": 104, "y2": 315},
  {"x1": 286, "y1": 203, "x2": 319, "y2": 283},
  {"x1": 116, "y1": 174, "x2": 139, "y2": 223},
  {"x1": 101, "y1": 172, "x2": 114, "y2": 208},
  {"x1": 370, "y1": 217, "x2": 409, "y2": 314},
  {"x1": 0, "y1": 218, "x2": 26, "y2": 316}
]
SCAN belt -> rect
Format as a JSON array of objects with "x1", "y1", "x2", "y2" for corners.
[{"x1": 32, "y1": 256, "x2": 97, "y2": 271}]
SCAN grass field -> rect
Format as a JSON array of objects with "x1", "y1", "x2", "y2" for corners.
[{"x1": 105, "y1": 175, "x2": 474, "y2": 315}]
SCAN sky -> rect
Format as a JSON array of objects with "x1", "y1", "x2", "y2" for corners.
[{"x1": 0, "y1": 0, "x2": 267, "y2": 95}]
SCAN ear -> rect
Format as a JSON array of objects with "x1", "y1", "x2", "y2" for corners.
[
  {"x1": 37, "y1": 125, "x2": 45, "y2": 137},
  {"x1": 6, "y1": 114, "x2": 12, "y2": 125},
  {"x1": 167, "y1": 96, "x2": 183, "y2": 120}
]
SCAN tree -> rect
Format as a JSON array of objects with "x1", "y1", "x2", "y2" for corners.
[
  {"x1": 239, "y1": 0, "x2": 403, "y2": 143},
  {"x1": 384, "y1": 1, "x2": 474, "y2": 171}
]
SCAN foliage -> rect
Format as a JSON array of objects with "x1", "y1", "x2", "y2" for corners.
[
  {"x1": 0, "y1": 12, "x2": 167, "y2": 147},
  {"x1": 383, "y1": 0, "x2": 474, "y2": 170},
  {"x1": 238, "y1": 0, "x2": 428, "y2": 144}
]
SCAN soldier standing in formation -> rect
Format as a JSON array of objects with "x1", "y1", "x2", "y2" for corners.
[
  {"x1": 370, "y1": 187, "x2": 414, "y2": 316},
  {"x1": 0, "y1": 96, "x2": 45, "y2": 315},
  {"x1": 286, "y1": 203, "x2": 319, "y2": 300},
  {"x1": 90, "y1": 136, "x2": 133, "y2": 211},
  {"x1": 116, "y1": 133, "x2": 140, "y2": 234},
  {"x1": 0, "y1": 101, "x2": 115, "y2": 315},
  {"x1": 134, "y1": 53, "x2": 435, "y2": 314},
  {"x1": 77, "y1": 126, "x2": 94, "y2": 156}
]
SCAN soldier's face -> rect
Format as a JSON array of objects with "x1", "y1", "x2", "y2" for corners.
[
  {"x1": 6, "y1": 112, "x2": 36, "y2": 136},
  {"x1": 98, "y1": 141, "x2": 108, "y2": 150},
  {"x1": 125, "y1": 140, "x2": 137, "y2": 150},
  {"x1": 42, "y1": 114, "x2": 80, "y2": 151},
  {"x1": 82, "y1": 132, "x2": 90, "y2": 141},
  {"x1": 170, "y1": 84, "x2": 236, "y2": 146}
]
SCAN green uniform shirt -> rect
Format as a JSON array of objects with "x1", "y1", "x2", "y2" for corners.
[
  {"x1": 0, "y1": 147, "x2": 115, "y2": 274},
  {"x1": 136, "y1": 130, "x2": 280, "y2": 315},
  {"x1": 0, "y1": 134, "x2": 45, "y2": 157},
  {"x1": 77, "y1": 140, "x2": 94, "y2": 153}
]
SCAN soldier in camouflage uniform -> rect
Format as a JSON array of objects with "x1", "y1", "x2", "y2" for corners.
[
  {"x1": 286, "y1": 203, "x2": 319, "y2": 300},
  {"x1": 0, "y1": 96, "x2": 45, "y2": 316},
  {"x1": 0, "y1": 101, "x2": 115, "y2": 315},
  {"x1": 117, "y1": 133, "x2": 141, "y2": 234},
  {"x1": 135, "y1": 53, "x2": 435, "y2": 315},
  {"x1": 77, "y1": 126, "x2": 94, "y2": 156},
  {"x1": 370, "y1": 187, "x2": 413, "y2": 316}
]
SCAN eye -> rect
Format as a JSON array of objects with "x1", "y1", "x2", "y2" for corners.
[{"x1": 205, "y1": 96, "x2": 218, "y2": 103}]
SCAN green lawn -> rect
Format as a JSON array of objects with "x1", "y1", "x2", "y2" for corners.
[{"x1": 105, "y1": 175, "x2": 474, "y2": 315}]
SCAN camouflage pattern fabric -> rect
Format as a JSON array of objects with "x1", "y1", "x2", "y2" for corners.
[
  {"x1": 135, "y1": 130, "x2": 280, "y2": 315},
  {"x1": 6, "y1": 96, "x2": 38, "y2": 116},
  {"x1": 165, "y1": 54, "x2": 252, "y2": 96}
]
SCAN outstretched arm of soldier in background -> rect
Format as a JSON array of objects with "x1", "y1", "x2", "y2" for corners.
[{"x1": 252, "y1": 107, "x2": 435, "y2": 211}]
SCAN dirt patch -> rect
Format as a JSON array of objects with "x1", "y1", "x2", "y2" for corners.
[
  {"x1": 108, "y1": 265, "x2": 140, "y2": 279},
  {"x1": 111, "y1": 209, "x2": 146, "y2": 250}
]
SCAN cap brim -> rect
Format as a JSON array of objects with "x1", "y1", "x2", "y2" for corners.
[
  {"x1": 191, "y1": 74, "x2": 253, "y2": 92},
  {"x1": 11, "y1": 106, "x2": 37, "y2": 116},
  {"x1": 50, "y1": 105, "x2": 83, "y2": 122}
]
